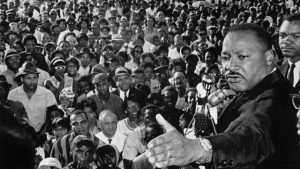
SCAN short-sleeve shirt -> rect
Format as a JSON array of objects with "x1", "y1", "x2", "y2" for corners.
[
  {"x1": 8, "y1": 85, "x2": 57, "y2": 131},
  {"x1": 123, "y1": 127, "x2": 147, "y2": 160}
]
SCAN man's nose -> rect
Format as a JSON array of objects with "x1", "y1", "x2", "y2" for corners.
[{"x1": 225, "y1": 57, "x2": 239, "y2": 71}]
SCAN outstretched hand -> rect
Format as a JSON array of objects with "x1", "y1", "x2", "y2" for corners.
[{"x1": 145, "y1": 114, "x2": 206, "y2": 168}]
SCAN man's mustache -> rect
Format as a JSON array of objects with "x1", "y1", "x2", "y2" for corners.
[{"x1": 225, "y1": 71, "x2": 243, "y2": 78}]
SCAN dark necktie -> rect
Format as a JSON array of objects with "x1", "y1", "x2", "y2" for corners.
[
  {"x1": 124, "y1": 92, "x2": 128, "y2": 103},
  {"x1": 108, "y1": 138, "x2": 112, "y2": 144},
  {"x1": 287, "y1": 64, "x2": 295, "y2": 85}
]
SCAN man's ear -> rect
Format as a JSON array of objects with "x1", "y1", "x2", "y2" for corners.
[
  {"x1": 20, "y1": 77, "x2": 24, "y2": 83},
  {"x1": 265, "y1": 49, "x2": 275, "y2": 66}
]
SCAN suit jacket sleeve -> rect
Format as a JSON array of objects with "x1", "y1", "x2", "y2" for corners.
[{"x1": 207, "y1": 95, "x2": 275, "y2": 169}]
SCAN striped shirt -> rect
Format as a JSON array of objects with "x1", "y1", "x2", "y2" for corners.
[{"x1": 50, "y1": 132, "x2": 99, "y2": 167}]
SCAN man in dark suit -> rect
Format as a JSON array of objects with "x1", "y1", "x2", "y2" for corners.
[
  {"x1": 279, "y1": 14, "x2": 300, "y2": 91},
  {"x1": 145, "y1": 24, "x2": 300, "y2": 169},
  {"x1": 112, "y1": 67, "x2": 146, "y2": 108}
]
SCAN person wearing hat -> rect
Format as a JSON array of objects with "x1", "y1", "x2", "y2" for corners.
[
  {"x1": 49, "y1": 9, "x2": 58, "y2": 25},
  {"x1": 8, "y1": 62, "x2": 57, "y2": 132},
  {"x1": 45, "y1": 57, "x2": 74, "y2": 99},
  {"x1": 19, "y1": 53, "x2": 50, "y2": 86},
  {"x1": 86, "y1": 72, "x2": 124, "y2": 119},
  {"x1": 119, "y1": 16, "x2": 128, "y2": 30},
  {"x1": 111, "y1": 34, "x2": 124, "y2": 53},
  {"x1": 4, "y1": 30, "x2": 19, "y2": 49},
  {"x1": 132, "y1": 67, "x2": 151, "y2": 96},
  {"x1": 112, "y1": 66, "x2": 145, "y2": 104},
  {"x1": 2, "y1": 49, "x2": 21, "y2": 89},
  {"x1": 38, "y1": 157, "x2": 62, "y2": 169}
]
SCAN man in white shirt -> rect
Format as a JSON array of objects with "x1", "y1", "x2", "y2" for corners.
[
  {"x1": 96, "y1": 110, "x2": 127, "y2": 153},
  {"x1": 8, "y1": 63, "x2": 57, "y2": 132}
]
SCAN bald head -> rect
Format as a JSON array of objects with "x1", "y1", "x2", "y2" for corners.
[{"x1": 99, "y1": 110, "x2": 118, "y2": 122}]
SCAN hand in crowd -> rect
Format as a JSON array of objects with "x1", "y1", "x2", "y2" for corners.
[{"x1": 145, "y1": 114, "x2": 205, "y2": 168}]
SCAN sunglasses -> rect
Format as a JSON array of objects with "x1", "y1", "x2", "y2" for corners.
[
  {"x1": 54, "y1": 66, "x2": 66, "y2": 70},
  {"x1": 291, "y1": 94, "x2": 300, "y2": 109}
]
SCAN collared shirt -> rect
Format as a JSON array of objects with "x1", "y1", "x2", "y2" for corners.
[
  {"x1": 119, "y1": 89, "x2": 130, "y2": 101},
  {"x1": 123, "y1": 127, "x2": 147, "y2": 160},
  {"x1": 78, "y1": 65, "x2": 91, "y2": 77},
  {"x1": 88, "y1": 93, "x2": 126, "y2": 120},
  {"x1": 8, "y1": 85, "x2": 57, "y2": 131},
  {"x1": 288, "y1": 60, "x2": 300, "y2": 87},
  {"x1": 95, "y1": 131, "x2": 127, "y2": 152}
]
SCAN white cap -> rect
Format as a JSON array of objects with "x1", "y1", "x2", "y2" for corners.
[{"x1": 38, "y1": 158, "x2": 62, "y2": 169}]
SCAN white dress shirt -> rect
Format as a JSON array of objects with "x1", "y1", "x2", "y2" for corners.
[
  {"x1": 119, "y1": 89, "x2": 130, "y2": 101},
  {"x1": 288, "y1": 60, "x2": 300, "y2": 87},
  {"x1": 95, "y1": 132, "x2": 127, "y2": 152}
]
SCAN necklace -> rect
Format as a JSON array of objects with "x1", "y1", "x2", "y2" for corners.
[{"x1": 125, "y1": 118, "x2": 143, "y2": 130}]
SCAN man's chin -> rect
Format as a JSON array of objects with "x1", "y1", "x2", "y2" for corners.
[{"x1": 228, "y1": 83, "x2": 246, "y2": 92}]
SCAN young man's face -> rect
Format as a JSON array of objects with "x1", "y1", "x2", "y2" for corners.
[{"x1": 22, "y1": 73, "x2": 39, "y2": 91}]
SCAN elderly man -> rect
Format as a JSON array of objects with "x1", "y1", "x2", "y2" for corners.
[
  {"x1": 88, "y1": 73, "x2": 125, "y2": 120},
  {"x1": 96, "y1": 110, "x2": 127, "y2": 153},
  {"x1": 145, "y1": 24, "x2": 300, "y2": 169}
]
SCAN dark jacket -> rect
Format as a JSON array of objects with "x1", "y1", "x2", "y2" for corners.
[
  {"x1": 279, "y1": 62, "x2": 300, "y2": 92},
  {"x1": 112, "y1": 87, "x2": 146, "y2": 107},
  {"x1": 207, "y1": 69, "x2": 300, "y2": 169}
]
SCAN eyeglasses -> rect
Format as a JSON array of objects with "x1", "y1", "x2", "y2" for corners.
[
  {"x1": 135, "y1": 50, "x2": 143, "y2": 54},
  {"x1": 54, "y1": 66, "x2": 66, "y2": 70},
  {"x1": 291, "y1": 94, "x2": 300, "y2": 109}
]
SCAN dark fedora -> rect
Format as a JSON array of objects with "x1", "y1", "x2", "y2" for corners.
[
  {"x1": 0, "y1": 75, "x2": 12, "y2": 89},
  {"x1": 16, "y1": 62, "x2": 40, "y2": 77}
]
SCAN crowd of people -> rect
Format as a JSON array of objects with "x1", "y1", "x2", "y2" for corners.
[{"x1": 1, "y1": 0, "x2": 300, "y2": 169}]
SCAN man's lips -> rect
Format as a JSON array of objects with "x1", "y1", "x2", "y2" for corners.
[{"x1": 226, "y1": 74, "x2": 243, "y2": 83}]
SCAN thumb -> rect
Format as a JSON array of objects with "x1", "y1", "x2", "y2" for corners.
[{"x1": 156, "y1": 114, "x2": 176, "y2": 132}]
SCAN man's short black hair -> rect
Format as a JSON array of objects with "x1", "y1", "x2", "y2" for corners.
[
  {"x1": 283, "y1": 13, "x2": 300, "y2": 22},
  {"x1": 227, "y1": 23, "x2": 273, "y2": 50},
  {"x1": 71, "y1": 110, "x2": 89, "y2": 121},
  {"x1": 52, "y1": 117, "x2": 71, "y2": 131},
  {"x1": 161, "y1": 85, "x2": 178, "y2": 97}
]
